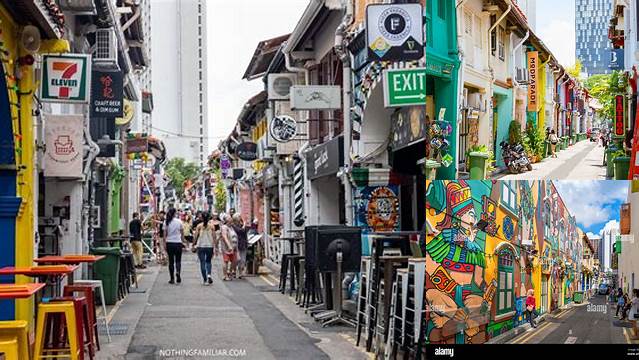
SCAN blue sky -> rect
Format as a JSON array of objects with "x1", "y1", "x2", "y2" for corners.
[
  {"x1": 537, "y1": 0, "x2": 576, "y2": 67},
  {"x1": 554, "y1": 181, "x2": 628, "y2": 236}
]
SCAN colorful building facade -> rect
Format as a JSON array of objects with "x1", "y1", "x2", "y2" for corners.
[{"x1": 424, "y1": 180, "x2": 583, "y2": 343}]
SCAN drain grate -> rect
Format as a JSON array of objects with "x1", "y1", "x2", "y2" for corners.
[
  {"x1": 100, "y1": 322, "x2": 129, "y2": 336},
  {"x1": 128, "y1": 288, "x2": 147, "y2": 294}
]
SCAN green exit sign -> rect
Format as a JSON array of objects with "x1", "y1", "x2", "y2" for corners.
[{"x1": 383, "y1": 68, "x2": 426, "y2": 108}]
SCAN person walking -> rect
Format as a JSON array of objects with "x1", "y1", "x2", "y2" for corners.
[
  {"x1": 616, "y1": 289, "x2": 626, "y2": 318},
  {"x1": 231, "y1": 214, "x2": 248, "y2": 279},
  {"x1": 163, "y1": 208, "x2": 186, "y2": 284},
  {"x1": 129, "y1": 212, "x2": 146, "y2": 269},
  {"x1": 193, "y1": 212, "x2": 217, "y2": 285},
  {"x1": 183, "y1": 213, "x2": 193, "y2": 251},
  {"x1": 548, "y1": 130, "x2": 559, "y2": 158},
  {"x1": 629, "y1": 289, "x2": 639, "y2": 338},
  {"x1": 220, "y1": 214, "x2": 238, "y2": 281},
  {"x1": 525, "y1": 289, "x2": 538, "y2": 328}
]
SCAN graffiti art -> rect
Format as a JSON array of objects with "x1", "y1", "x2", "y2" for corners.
[{"x1": 354, "y1": 185, "x2": 400, "y2": 232}]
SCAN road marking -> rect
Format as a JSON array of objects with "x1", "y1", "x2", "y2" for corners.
[
  {"x1": 511, "y1": 321, "x2": 552, "y2": 344},
  {"x1": 556, "y1": 308, "x2": 575, "y2": 319},
  {"x1": 260, "y1": 275, "x2": 276, "y2": 286},
  {"x1": 564, "y1": 336, "x2": 578, "y2": 344}
]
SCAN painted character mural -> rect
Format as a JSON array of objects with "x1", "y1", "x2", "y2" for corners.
[{"x1": 424, "y1": 181, "x2": 497, "y2": 344}]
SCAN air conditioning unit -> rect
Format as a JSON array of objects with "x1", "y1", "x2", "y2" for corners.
[
  {"x1": 515, "y1": 67, "x2": 529, "y2": 84},
  {"x1": 94, "y1": 28, "x2": 118, "y2": 66},
  {"x1": 59, "y1": 0, "x2": 98, "y2": 15},
  {"x1": 268, "y1": 73, "x2": 297, "y2": 101}
]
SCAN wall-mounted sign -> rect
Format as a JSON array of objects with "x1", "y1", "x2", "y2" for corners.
[
  {"x1": 290, "y1": 85, "x2": 341, "y2": 110},
  {"x1": 220, "y1": 154, "x2": 231, "y2": 178},
  {"x1": 306, "y1": 135, "x2": 344, "y2": 180},
  {"x1": 269, "y1": 115, "x2": 297, "y2": 143},
  {"x1": 366, "y1": 4, "x2": 424, "y2": 62},
  {"x1": 91, "y1": 69, "x2": 124, "y2": 118},
  {"x1": 44, "y1": 114, "x2": 83, "y2": 178},
  {"x1": 236, "y1": 142, "x2": 258, "y2": 161},
  {"x1": 116, "y1": 99, "x2": 135, "y2": 126},
  {"x1": 354, "y1": 185, "x2": 401, "y2": 233},
  {"x1": 615, "y1": 95, "x2": 625, "y2": 136},
  {"x1": 527, "y1": 51, "x2": 539, "y2": 111},
  {"x1": 390, "y1": 106, "x2": 426, "y2": 151},
  {"x1": 383, "y1": 68, "x2": 426, "y2": 107},
  {"x1": 126, "y1": 136, "x2": 149, "y2": 154},
  {"x1": 41, "y1": 54, "x2": 91, "y2": 103},
  {"x1": 609, "y1": 49, "x2": 625, "y2": 70}
]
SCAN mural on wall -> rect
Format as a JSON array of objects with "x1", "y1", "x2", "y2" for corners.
[
  {"x1": 354, "y1": 185, "x2": 401, "y2": 232},
  {"x1": 425, "y1": 180, "x2": 584, "y2": 344}
]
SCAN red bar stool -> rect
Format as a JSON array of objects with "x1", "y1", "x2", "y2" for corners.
[
  {"x1": 47, "y1": 297, "x2": 95, "y2": 360},
  {"x1": 64, "y1": 284, "x2": 101, "y2": 350}
]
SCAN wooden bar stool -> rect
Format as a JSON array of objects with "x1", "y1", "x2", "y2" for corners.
[
  {"x1": 0, "y1": 320, "x2": 29, "y2": 360},
  {"x1": 48, "y1": 297, "x2": 95, "y2": 360},
  {"x1": 34, "y1": 301, "x2": 81, "y2": 360},
  {"x1": 0, "y1": 336, "x2": 18, "y2": 360},
  {"x1": 73, "y1": 280, "x2": 111, "y2": 343},
  {"x1": 64, "y1": 284, "x2": 101, "y2": 350}
]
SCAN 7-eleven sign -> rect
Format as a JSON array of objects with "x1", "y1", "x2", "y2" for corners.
[{"x1": 41, "y1": 54, "x2": 91, "y2": 104}]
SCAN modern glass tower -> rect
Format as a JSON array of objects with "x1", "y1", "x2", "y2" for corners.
[{"x1": 575, "y1": 0, "x2": 613, "y2": 75}]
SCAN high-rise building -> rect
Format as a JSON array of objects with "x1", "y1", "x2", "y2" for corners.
[
  {"x1": 575, "y1": 0, "x2": 613, "y2": 75},
  {"x1": 151, "y1": 0, "x2": 209, "y2": 167}
]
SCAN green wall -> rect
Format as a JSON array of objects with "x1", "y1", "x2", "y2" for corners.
[{"x1": 493, "y1": 85, "x2": 513, "y2": 167}]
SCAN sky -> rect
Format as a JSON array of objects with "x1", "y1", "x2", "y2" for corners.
[
  {"x1": 207, "y1": 0, "x2": 308, "y2": 146},
  {"x1": 554, "y1": 181, "x2": 628, "y2": 236},
  {"x1": 537, "y1": 0, "x2": 576, "y2": 68}
]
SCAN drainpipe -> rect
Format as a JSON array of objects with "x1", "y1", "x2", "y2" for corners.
[
  {"x1": 487, "y1": 4, "x2": 512, "y2": 147},
  {"x1": 557, "y1": 74, "x2": 571, "y2": 136},
  {"x1": 335, "y1": 0, "x2": 354, "y2": 226},
  {"x1": 284, "y1": 45, "x2": 310, "y2": 85},
  {"x1": 511, "y1": 30, "x2": 529, "y2": 125}
]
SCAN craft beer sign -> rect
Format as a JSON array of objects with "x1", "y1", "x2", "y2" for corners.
[
  {"x1": 527, "y1": 51, "x2": 539, "y2": 111},
  {"x1": 366, "y1": 4, "x2": 424, "y2": 62},
  {"x1": 615, "y1": 95, "x2": 625, "y2": 136},
  {"x1": 41, "y1": 54, "x2": 91, "y2": 103}
]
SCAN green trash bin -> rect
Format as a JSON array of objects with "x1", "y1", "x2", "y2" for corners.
[
  {"x1": 605, "y1": 147, "x2": 618, "y2": 178},
  {"x1": 573, "y1": 291, "x2": 584, "y2": 304},
  {"x1": 468, "y1": 152, "x2": 490, "y2": 180},
  {"x1": 614, "y1": 156, "x2": 631, "y2": 180},
  {"x1": 90, "y1": 247, "x2": 122, "y2": 305}
]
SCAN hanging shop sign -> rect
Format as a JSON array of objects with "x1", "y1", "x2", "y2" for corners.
[
  {"x1": 44, "y1": 114, "x2": 83, "y2": 178},
  {"x1": 290, "y1": 85, "x2": 341, "y2": 110},
  {"x1": 366, "y1": 4, "x2": 424, "y2": 62},
  {"x1": 40, "y1": 54, "x2": 91, "y2": 103},
  {"x1": 306, "y1": 135, "x2": 344, "y2": 180},
  {"x1": 236, "y1": 142, "x2": 259, "y2": 161},
  {"x1": 609, "y1": 49, "x2": 624, "y2": 70},
  {"x1": 269, "y1": 115, "x2": 297, "y2": 143},
  {"x1": 220, "y1": 154, "x2": 231, "y2": 178},
  {"x1": 383, "y1": 68, "x2": 426, "y2": 108},
  {"x1": 527, "y1": 51, "x2": 539, "y2": 111},
  {"x1": 390, "y1": 106, "x2": 426, "y2": 151},
  {"x1": 126, "y1": 136, "x2": 149, "y2": 154},
  {"x1": 116, "y1": 99, "x2": 135, "y2": 126},
  {"x1": 615, "y1": 95, "x2": 625, "y2": 136},
  {"x1": 91, "y1": 69, "x2": 124, "y2": 118}
]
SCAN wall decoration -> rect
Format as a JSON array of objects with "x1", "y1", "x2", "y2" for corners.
[
  {"x1": 354, "y1": 185, "x2": 400, "y2": 232},
  {"x1": 481, "y1": 195, "x2": 499, "y2": 236},
  {"x1": 502, "y1": 216, "x2": 515, "y2": 241}
]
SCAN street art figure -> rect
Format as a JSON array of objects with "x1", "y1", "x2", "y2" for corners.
[{"x1": 424, "y1": 181, "x2": 496, "y2": 344}]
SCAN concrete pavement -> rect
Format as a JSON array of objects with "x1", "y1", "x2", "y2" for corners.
[
  {"x1": 99, "y1": 252, "x2": 368, "y2": 360},
  {"x1": 495, "y1": 140, "x2": 607, "y2": 180}
]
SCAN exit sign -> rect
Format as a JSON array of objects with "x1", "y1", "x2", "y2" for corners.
[{"x1": 383, "y1": 68, "x2": 426, "y2": 108}]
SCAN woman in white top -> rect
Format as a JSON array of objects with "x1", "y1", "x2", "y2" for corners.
[
  {"x1": 163, "y1": 208, "x2": 186, "y2": 284},
  {"x1": 193, "y1": 212, "x2": 218, "y2": 285}
]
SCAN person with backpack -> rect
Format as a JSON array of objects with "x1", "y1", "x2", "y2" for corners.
[
  {"x1": 548, "y1": 129, "x2": 559, "y2": 158},
  {"x1": 163, "y1": 208, "x2": 186, "y2": 284},
  {"x1": 220, "y1": 214, "x2": 238, "y2": 281},
  {"x1": 193, "y1": 212, "x2": 217, "y2": 285}
]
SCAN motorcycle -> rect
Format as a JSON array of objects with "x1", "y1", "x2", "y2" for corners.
[{"x1": 500, "y1": 141, "x2": 533, "y2": 174}]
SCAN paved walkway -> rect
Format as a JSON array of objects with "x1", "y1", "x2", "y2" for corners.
[
  {"x1": 100, "y1": 252, "x2": 368, "y2": 360},
  {"x1": 494, "y1": 140, "x2": 607, "y2": 180}
]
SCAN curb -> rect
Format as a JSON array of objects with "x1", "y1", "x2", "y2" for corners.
[{"x1": 486, "y1": 313, "x2": 549, "y2": 344}]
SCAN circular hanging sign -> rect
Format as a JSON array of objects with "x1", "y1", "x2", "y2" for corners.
[
  {"x1": 367, "y1": 187, "x2": 400, "y2": 232},
  {"x1": 236, "y1": 142, "x2": 258, "y2": 161},
  {"x1": 269, "y1": 115, "x2": 297, "y2": 143}
]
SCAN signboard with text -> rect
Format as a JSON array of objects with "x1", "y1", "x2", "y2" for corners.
[
  {"x1": 366, "y1": 4, "x2": 424, "y2": 62},
  {"x1": 91, "y1": 69, "x2": 124, "y2": 118},
  {"x1": 41, "y1": 54, "x2": 91, "y2": 103},
  {"x1": 609, "y1": 49, "x2": 624, "y2": 70},
  {"x1": 615, "y1": 95, "x2": 625, "y2": 137},
  {"x1": 44, "y1": 114, "x2": 83, "y2": 178},
  {"x1": 527, "y1": 51, "x2": 539, "y2": 111},
  {"x1": 383, "y1": 68, "x2": 426, "y2": 108},
  {"x1": 290, "y1": 85, "x2": 341, "y2": 110}
]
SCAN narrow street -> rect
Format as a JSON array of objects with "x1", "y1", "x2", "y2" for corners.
[
  {"x1": 100, "y1": 253, "x2": 369, "y2": 360},
  {"x1": 495, "y1": 141, "x2": 607, "y2": 180},
  {"x1": 508, "y1": 294, "x2": 637, "y2": 345}
]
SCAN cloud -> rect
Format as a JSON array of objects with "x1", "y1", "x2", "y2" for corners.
[
  {"x1": 553, "y1": 181, "x2": 628, "y2": 229},
  {"x1": 599, "y1": 220, "x2": 620, "y2": 236},
  {"x1": 586, "y1": 232, "x2": 599, "y2": 239}
]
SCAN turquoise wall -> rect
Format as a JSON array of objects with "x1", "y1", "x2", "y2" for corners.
[{"x1": 494, "y1": 85, "x2": 513, "y2": 167}]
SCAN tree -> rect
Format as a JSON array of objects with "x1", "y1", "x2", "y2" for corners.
[
  {"x1": 584, "y1": 71, "x2": 626, "y2": 125},
  {"x1": 567, "y1": 59, "x2": 583, "y2": 79},
  {"x1": 163, "y1": 157, "x2": 200, "y2": 198},
  {"x1": 213, "y1": 167, "x2": 227, "y2": 213}
]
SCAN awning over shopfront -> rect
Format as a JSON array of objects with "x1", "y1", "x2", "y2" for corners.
[{"x1": 306, "y1": 135, "x2": 344, "y2": 180}]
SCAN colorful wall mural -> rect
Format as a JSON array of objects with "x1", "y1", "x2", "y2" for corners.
[{"x1": 424, "y1": 180, "x2": 584, "y2": 344}]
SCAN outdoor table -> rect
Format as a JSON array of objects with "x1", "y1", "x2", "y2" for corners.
[
  {"x1": 0, "y1": 265, "x2": 79, "y2": 297},
  {"x1": 0, "y1": 283, "x2": 46, "y2": 300}
]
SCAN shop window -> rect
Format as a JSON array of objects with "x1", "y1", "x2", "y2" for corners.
[
  {"x1": 497, "y1": 249, "x2": 515, "y2": 315},
  {"x1": 490, "y1": 15, "x2": 497, "y2": 56},
  {"x1": 501, "y1": 181, "x2": 517, "y2": 213},
  {"x1": 498, "y1": 26, "x2": 505, "y2": 61}
]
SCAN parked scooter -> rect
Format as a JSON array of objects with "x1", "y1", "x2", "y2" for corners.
[{"x1": 500, "y1": 141, "x2": 533, "y2": 174}]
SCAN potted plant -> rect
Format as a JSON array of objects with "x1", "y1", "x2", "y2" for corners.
[
  {"x1": 466, "y1": 144, "x2": 494, "y2": 180},
  {"x1": 523, "y1": 122, "x2": 545, "y2": 163}
]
